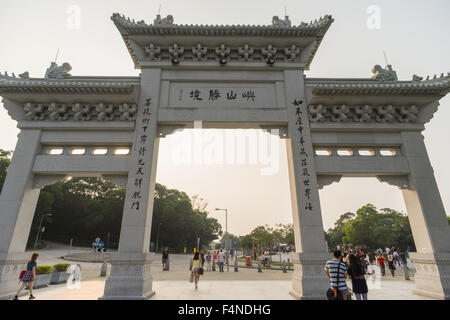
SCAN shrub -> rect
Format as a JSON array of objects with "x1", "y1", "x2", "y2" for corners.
[
  {"x1": 36, "y1": 265, "x2": 54, "y2": 274},
  {"x1": 53, "y1": 263, "x2": 71, "y2": 272}
]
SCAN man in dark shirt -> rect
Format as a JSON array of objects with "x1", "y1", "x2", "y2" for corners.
[{"x1": 162, "y1": 248, "x2": 169, "y2": 270}]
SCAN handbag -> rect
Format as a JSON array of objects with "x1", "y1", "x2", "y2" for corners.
[
  {"x1": 19, "y1": 270, "x2": 26, "y2": 281},
  {"x1": 189, "y1": 273, "x2": 194, "y2": 283},
  {"x1": 198, "y1": 268, "x2": 204, "y2": 275}
]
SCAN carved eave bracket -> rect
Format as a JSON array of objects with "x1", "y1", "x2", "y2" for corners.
[
  {"x1": 32, "y1": 174, "x2": 68, "y2": 189},
  {"x1": 317, "y1": 175, "x2": 342, "y2": 189},
  {"x1": 260, "y1": 126, "x2": 289, "y2": 139},
  {"x1": 376, "y1": 175, "x2": 412, "y2": 190},
  {"x1": 102, "y1": 175, "x2": 128, "y2": 188},
  {"x1": 157, "y1": 125, "x2": 186, "y2": 138}
]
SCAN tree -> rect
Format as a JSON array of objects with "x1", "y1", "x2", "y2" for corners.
[
  {"x1": 325, "y1": 204, "x2": 415, "y2": 251},
  {"x1": 325, "y1": 212, "x2": 355, "y2": 248},
  {"x1": 22, "y1": 176, "x2": 222, "y2": 251},
  {"x1": 274, "y1": 223, "x2": 294, "y2": 245},
  {"x1": 0, "y1": 149, "x2": 12, "y2": 193},
  {"x1": 219, "y1": 232, "x2": 241, "y2": 249},
  {"x1": 150, "y1": 183, "x2": 222, "y2": 252}
]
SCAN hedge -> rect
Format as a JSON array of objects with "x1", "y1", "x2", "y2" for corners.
[
  {"x1": 36, "y1": 265, "x2": 54, "y2": 274},
  {"x1": 53, "y1": 263, "x2": 71, "y2": 272}
]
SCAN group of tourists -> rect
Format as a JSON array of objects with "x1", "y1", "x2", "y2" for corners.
[
  {"x1": 204, "y1": 249, "x2": 227, "y2": 272},
  {"x1": 325, "y1": 250, "x2": 369, "y2": 300},
  {"x1": 325, "y1": 246, "x2": 411, "y2": 300},
  {"x1": 372, "y1": 247, "x2": 409, "y2": 278}
]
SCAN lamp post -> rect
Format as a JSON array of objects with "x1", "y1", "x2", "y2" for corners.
[
  {"x1": 252, "y1": 237, "x2": 256, "y2": 260},
  {"x1": 155, "y1": 222, "x2": 162, "y2": 253},
  {"x1": 215, "y1": 208, "x2": 228, "y2": 272},
  {"x1": 34, "y1": 213, "x2": 52, "y2": 249}
]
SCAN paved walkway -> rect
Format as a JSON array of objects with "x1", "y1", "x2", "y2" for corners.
[
  {"x1": 22, "y1": 244, "x2": 431, "y2": 300},
  {"x1": 27, "y1": 278, "x2": 432, "y2": 300}
]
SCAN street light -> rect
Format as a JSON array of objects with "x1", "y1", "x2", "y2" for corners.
[
  {"x1": 34, "y1": 213, "x2": 52, "y2": 249},
  {"x1": 215, "y1": 208, "x2": 229, "y2": 272},
  {"x1": 251, "y1": 237, "x2": 256, "y2": 260}
]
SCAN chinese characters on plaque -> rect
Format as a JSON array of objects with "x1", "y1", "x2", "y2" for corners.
[
  {"x1": 188, "y1": 88, "x2": 256, "y2": 102},
  {"x1": 293, "y1": 98, "x2": 314, "y2": 212},
  {"x1": 130, "y1": 97, "x2": 153, "y2": 212},
  {"x1": 182, "y1": 88, "x2": 257, "y2": 103}
]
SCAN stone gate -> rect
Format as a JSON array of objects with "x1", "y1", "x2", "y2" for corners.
[{"x1": 0, "y1": 13, "x2": 449, "y2": 300}]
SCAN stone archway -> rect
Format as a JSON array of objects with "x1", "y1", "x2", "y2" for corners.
[{"x1": 1, "y1": 12, "x2": 449, "y2": 300}]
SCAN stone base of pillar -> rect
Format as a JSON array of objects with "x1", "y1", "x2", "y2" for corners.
[
  {"x1": 0, "y1": 252, "x2": 29, "y2": 300},
  {"x1": 99, "y1": 252, "x2": 155, "y2": 300},
  {"x1": 289, "y1": 252, "x2": 330, "y2": 300},
  {"x1": 410, "y1": 252, "x2": 450, "y2": 300}
]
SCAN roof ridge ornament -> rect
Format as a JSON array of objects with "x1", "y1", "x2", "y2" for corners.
[
  {"x1": 153, "y1": 14, "x2": 174, "y2": 26},
  {"x1": 0, "y1": 70, "x2": 29, "y2": 80},
  {"x1": 44, "y1": 62, "x2": 72, "y2": 79},
  {"x1": 272, "y1": 15, "x2": 292, "y2": 27},
  {"x1": 371, "y1": 64, "x2": 398, "y2": 81}
]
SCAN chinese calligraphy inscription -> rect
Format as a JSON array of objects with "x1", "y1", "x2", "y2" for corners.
[
  {"x1": 129, "y1": 97, "x2": 153, "y2": 213},
  {"x1": 293, "y1": 98, "x2": 315, "y2": 212}
]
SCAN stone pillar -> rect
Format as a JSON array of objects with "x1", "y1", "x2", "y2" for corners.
[
  {"x1": 100, "y1": 69, "x2": 161, "y2": 300},
  {"x1": 401, "y1": 131, "x2": 450, "y2": 299},
  {"x1": 0, "y1": 129, "x2": 42, "y2": 299},
  {"x1": 284, "y1": 70, "x2": 329, "y2": 300}
]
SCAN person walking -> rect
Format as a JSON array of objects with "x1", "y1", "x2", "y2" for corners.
[
  {"x1": 206, "y1": 251, "x2": 212, "y2": 272},
  {"x1": 162, "y1": 247, "x2": 169, "y2": 271},
  {"x1": 324, "y1": 250, "x2": 349, "y2": 300},
  {"x1": 213, "y1": 251, "x2": 218, "y2": 271},
  {"x1": 14, "y1": 253, "x2": 39, "y2": 300},
  {"x1": 347, "y1": 254, "x2": 368, "y2": 300},
  {"x1": 368, "y1": 251, "x2": 375, "y2": 265},
  {"x1": 200, "y1": 251, "x2": 205, "y2": 267},
  {"x1": 398, "y1": 250, "x2": 410, "y2": 280},
  {"x1": 387, "y1": 253, "x2": 396, "y2": 277},
  {"x1": 392, "y1": 249, "x2": 399, "y2": 267},
  {"x1": 190, "y1": 252, "x2": 203, "y2": 290},
  {"x1": 218, "y1": 249, "x2": 225, "y2": 272},
  {"x1": 377, "y1": 253, "x2": 386, "y2": 277}
]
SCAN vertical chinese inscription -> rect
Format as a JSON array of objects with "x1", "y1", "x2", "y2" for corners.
[
  {"x1": 130, "y1": 97, "x2": 153, "y2": 212},
  {"x1": 293, "y1": 98, "x2": 314, "y2": 212}
]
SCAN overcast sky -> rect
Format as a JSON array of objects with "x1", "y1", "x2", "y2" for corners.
[{"x1": 0, "y1": 0, "x2": 449, "y2": 236}]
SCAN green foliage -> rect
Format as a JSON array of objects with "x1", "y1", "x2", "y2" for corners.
[
  {"x1": 53, "y1": 263, "x2": 71, "y2": 272},
  {"x1": 151, "y1": 183, "x2": 222, "y2": 252},
  {"x1": 36, "y1": 265, "x2": 54, "y2": 274},
  {"x1": 0, "y1": 149, "x2": 12, "y2": 193},
  {"x1": 325, "y1": 204, "x2": 415, "y2": 251},
  {"x1": 219, "y1": 232, "x2": 241, "y2": 249},
  {"x1": 238, "y1": 224, "x2": 294, "y2": 252},
  {"x1": 240, "y1": 234, "x2": 254, "y2": 249},
  {"x1": 23, "y1": 176, "x2": 222, "y2": 252}
]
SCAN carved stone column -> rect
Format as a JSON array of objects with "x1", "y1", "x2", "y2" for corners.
[
  {"x1": 284, "y1": 70, "x2": 330, "y2": 299},
  {"x1": 100, "y1": 69, "x2": 161, "y2": 300},
  {"x1": 0, "y1": 129, "x2": 42, "y2": 299},
  {"x1": 401, "y1": 131, "x2": 450, "y2": 299}
]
